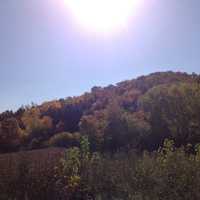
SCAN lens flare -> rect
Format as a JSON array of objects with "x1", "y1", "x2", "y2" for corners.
[{"x1": 65, "y1": 0, "x2": 141, "y2": 33}]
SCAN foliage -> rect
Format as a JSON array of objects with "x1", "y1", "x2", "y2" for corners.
[
  {"x1": 140, "y1": 82, "x2": 200, "y2": 149},
  {"x1": 1, "y1": 71, "x2": 200, "y2": 199},
  {"x1": 48, "y1": 132, "x2": 80, "y2": 148},
  {"x1": 1, "y1": 138, "x2": 200, "y2": 199},
  {"x1": 0, "y1": 117, "x2": 22, "y2": 152},
  {"x1": 0, "y1": 71, "x2": 199, "y2": 153}
]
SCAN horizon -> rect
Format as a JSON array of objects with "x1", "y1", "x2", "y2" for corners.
[
  {"x1": 1, "y1": 0, "x2": 200, "y2": 112},
  {"x1": 0, "y1": 70, "x2": 198, "y2": 113}
]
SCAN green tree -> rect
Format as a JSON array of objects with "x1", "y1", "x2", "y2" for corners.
[{"x1": 140, "y1": 83, "x2": 200, "y2": 149}]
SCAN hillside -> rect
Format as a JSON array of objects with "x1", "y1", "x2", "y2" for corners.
[
  {"x1": 0, "y1": 71, "x2": 200, "y2": 153},
  {"x1": 1, "y1": 71, "x2": 200, "y2": 200}
]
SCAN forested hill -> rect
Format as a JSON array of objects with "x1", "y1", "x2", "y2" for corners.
[{"x1": 1, "y1": 71, "x2": 200, "y2": 153}]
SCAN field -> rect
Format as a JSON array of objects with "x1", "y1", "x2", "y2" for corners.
[{"x1": 0, "y1": 148, "x2": 66, "y2": 199}]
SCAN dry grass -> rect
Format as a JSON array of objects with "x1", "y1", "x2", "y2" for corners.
[{"x1": 0, "y1": 148, "x2": 65, "y2": 184}]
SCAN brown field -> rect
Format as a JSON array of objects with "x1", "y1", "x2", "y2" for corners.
[{"x1": 0, "y1": 148, "x2": 66, "y2": 184}]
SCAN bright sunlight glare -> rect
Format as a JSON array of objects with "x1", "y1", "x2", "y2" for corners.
[{"x1": 65, "y1": 0, "x2": 142, "y2": 33}]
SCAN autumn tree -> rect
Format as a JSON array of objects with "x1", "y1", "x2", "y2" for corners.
[
  {"x1": 21, "y1": 108, "x2": 53, "y2": 149},
  {"x1": 0, "y1": 118, "x2": 22, "y2": 152}
]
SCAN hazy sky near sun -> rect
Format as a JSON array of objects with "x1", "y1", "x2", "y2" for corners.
[{"x1": 0, "y1": 0, "x2": 200, "y2": 112}]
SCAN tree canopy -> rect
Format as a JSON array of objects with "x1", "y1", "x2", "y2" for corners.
[{"x1": 0, "y1": 71, "x2": 199, "y2": 153}]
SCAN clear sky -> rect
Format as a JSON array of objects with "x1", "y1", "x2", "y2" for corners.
[{"x1": 0, "y1": 0, "x2": 200, "y2": 112}]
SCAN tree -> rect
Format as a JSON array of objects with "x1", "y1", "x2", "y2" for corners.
[
  {"x1": 0, "y1": 118, "x2": 22, "y2": 152},
  {"x1": 79, "y1": 110, "x2": 107, "y2": 151},
  {"x1": 104, "y1": 102, "x2": 150, "y2": 152},
  {"x1": 140, "y1": 83, "x2": 200, "y2": 149},
  {"x1": 48, "y1": 132, "x2": 80, "y2": 148},
  {"x1": 21, "y1": 108, "x2": 53, "y2": 148}
]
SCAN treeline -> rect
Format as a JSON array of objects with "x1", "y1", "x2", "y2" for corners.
[{"x1": 0, "y1": 71, "x2": 200, "y2": 153}]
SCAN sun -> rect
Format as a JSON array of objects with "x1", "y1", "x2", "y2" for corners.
[{"x1": 65, "y1": 0, "x2": 141, "y2": 33}]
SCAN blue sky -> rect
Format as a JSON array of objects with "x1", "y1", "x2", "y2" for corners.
[{"x1": 0, "y1": 0, "x2": 200, "y2": 112}]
